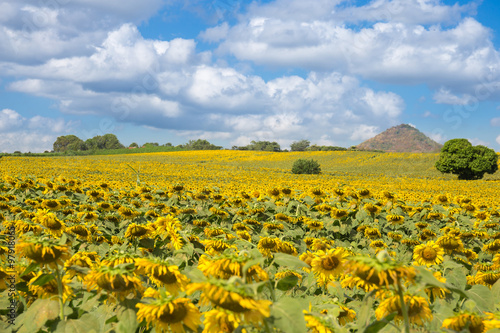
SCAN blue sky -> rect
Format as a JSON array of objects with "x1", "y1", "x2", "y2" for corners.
[{"x1": 1, "y1": 0, "x2": 500, "y2": 152}]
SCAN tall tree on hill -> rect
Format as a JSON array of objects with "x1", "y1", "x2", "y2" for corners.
[{"x1": 53, "y1": 135, "x2": 86, "y2": 152}]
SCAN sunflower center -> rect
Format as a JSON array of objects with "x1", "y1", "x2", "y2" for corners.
[
  {"x1": 421, "y1": 247, "x2": 437, "y2": 260},
  {"x1": 45, "y1": 218, "x2": 62, "y2": 230},
  {"x1": 159, "y1": 303, "x2": 188, "y2": 324},
  {"x1": 154, "y1": 270, "x2": 178, "y2": 284},
  {"x1": 321, "y1": 256, "x2": 340, "y2": 271}
]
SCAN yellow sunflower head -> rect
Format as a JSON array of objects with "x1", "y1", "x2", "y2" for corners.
[
  {"x1": 16, "y1": 235, "x2": 70, "y2": 268},
  {"x1": 413, "y1": 241, "x2": 445, "y2": 266}
]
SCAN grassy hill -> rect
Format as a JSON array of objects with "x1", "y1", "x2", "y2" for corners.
[{"x1": 356, "y1": 124, "x2": 442, "y2": 153}]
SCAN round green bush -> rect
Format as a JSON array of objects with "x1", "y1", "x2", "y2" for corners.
[{"x1": 291, "y1": 158, "x2": 321, "y2": 174}]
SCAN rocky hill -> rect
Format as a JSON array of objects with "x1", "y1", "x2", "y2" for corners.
[{"x1": 355, "y1": 124, "x2": 442, "y2": 153}]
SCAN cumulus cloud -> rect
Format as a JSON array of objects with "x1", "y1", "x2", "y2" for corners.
[
  {"x1": 4, "y1": 23, "x2": 405, "y2": 148},
  {"x1": 497, "y1": 135, "x2": 500, "y2": 146},
  {"x1": 208, "y1": 1, "x2": 500, "y2": 100},
  {"x1": 0, "y1": 109, "x2": 76, "y2": 152}
]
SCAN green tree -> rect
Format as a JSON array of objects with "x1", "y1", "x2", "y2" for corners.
[
  {"x1": 290, "y1": 140, "x2": 310, "y2": 151},
  {"x1": 247, "y1": 140, "x2": 281, "y2": 152},
  {"x1": 85, "y1": 134, "x2": 124, "y2": 150},
  {"x1": 129, "y1": 142, "x2": 139, "y2": 148},
  {"x1": 183, "y1": 139, "x2": 222, "y2": 150},
  {"x1": 53, "y1": 135, "x2": 86, "y2": 152},
  {"x1": 435, "y1": 139, "x2": 499, "y2": 180},
  {"x1": 291, "y1": 159, "x2": 321, "y2": 174}
]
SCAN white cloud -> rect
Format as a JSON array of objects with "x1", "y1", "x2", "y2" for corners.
[
  {"x1": 433, "y1": 89, "x2": 475, "y2": 105},
  {"x1": 0, "y1": 109, "x2": 76, "y2": 153},
  {"x1": 497, "y1": 135, "x2": 500, "y2": 146},
  {"x1": 210, "y1": 1, "x2": 500, "y2": 100},
  {"x1": 350, "y1": 125, "x2": 379, "y2": 142},
  {"x1": 468, "y1": 138, "x2": 489, "y2": 146},
  {"x1": 427, "y1": 131, "x2": 446, "y2": 144},
  {"x1": 491, "y1": 117, "x2": 500, "y2": 127}
]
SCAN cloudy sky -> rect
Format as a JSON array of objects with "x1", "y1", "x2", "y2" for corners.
[{"x1": 1, "y1": 0, "x2": 500, "y2": 152}]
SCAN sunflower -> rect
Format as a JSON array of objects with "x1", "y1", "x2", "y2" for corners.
[
  {"x1": 118, "y1": 206, "x2": 140, "y2": 219},
  {"x1": 202, "y1": 308, "x2": 245, "y2": 333},
  {"x1": 16, "y1": 236, "x2": 70, "y2": 268},
  {"x1": 413, "y1": 241, "x2": 444, "y2": 266},
  {"x1": 311, "y1": 248, "x2": 349, "y2": 286},
  {"x1": 364, "y1": 227, "x2": 381, "y2": 239},
  {"x1": 32, "y1": 209, "x2": 65, "y2": 237},
  {"x1": 0, "y1": 267, "x2": 9, "y2": 290},
  {"x1": 331, "y1": 208, "x2": 348, "y2": 219},
  {"x1": 342, "y1": 253, "x2": 416, "y2": 291},
  {"x1": 375, "y1": 294, "x2": 432, "y2": 326},
  {"x1": 124, "y1": 223, "x2": 153, "y2": 239},
  {"x1": 336, "y1": 305, "x2": 356, "y2": 325},
  {"x1": 442, "y1": 313, "x2": 485, "y2": 333},
  {"x1": 310, "y1": 238, "x2": 335, "y2": 251},
  {"x1": 483, "y1": 240, "x2": 500, "y2": 254},
  {"x1": 306, "y1": 220, "x2": 324, "y2": 231},
  {"x1": 388, "y1": 232, "x2": 403, "y2": 242},
  {"x1": 275, "y1": 269, "x2": 303, "y2": 285},
  {"x1": 364, "y1": 203, "x2": 381, "y2": 215},
  {"x1": 386, "y1": 214, "x2": 405, "y2": 225},
  {"x1": 135, "y1": 257, "x2": 189, "y2": 294},
  {"x1": 41, "y1": 199, "x2": 61, "y2": 210},
  {"x1": 303, "y1": 310, "x2": 335, "y2": 333},
  {"x1": 136, "y1": 294, "x2": 201, "y2": 333},
  {"x1": 100, "y1": 251, "x2": 137, "y2": 267},
  {"x1": 67, "y1": 225, "x2": 91, "y2": 240},
  {"x1": 77, "y1": 211, "x2": 99, "y2": 222},
  {"x1": 197, "y1": 253, "x2": 268, "y2": 282},
  {"x1": 264, "y1": 222, "x2": 284, "y2": 231},
  {"x1": 202, "y1": 239, "x2": 236, "y2": 256},
  {"x1": 474, "y1": 270, "x2": 500, "y2": 288},
  {"x1": 187, "y1": 280, "x2": 272, "y2": 327},
  {"x1": 278, "y1": 241, "x2": 298, "y2": 256},
  {"x1": 436, "y1": 235, "x2": 464, "y2": 254},
  {"x1": 85, "y1": 264, "x2": 143, "y2": 301},
  {"x1": 257, "y1": 237, "x2": 280, "y2": 258},
  {"x1": 299, "y1": 251, "x2": 315, "y2": 272},
  {"x1": 28, "y1": 272, "x2": 73, "y2": 302},
  {"x1": 65, "y1": 251, "x2": 100, "y2": 280},
  {"x1": 425, "y1": 271, "x2": 450, "y2": 300}
]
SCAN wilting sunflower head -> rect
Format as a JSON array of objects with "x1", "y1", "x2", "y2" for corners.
[
  {"x1": 85, "y1": 263, "x2": 143, "y2": 301},
  {"x1": 442, "y1": 312, "x2": 485, "y2": 333},
  {"x1": 100, "y1": 250, "x2": 137, "y2": 267},
  {"x1": 344, "y1": 252, "x2": 416, "y2": 290},
  {"x1": 32, "y1": 208, "x2": 66, "y2": 237},
  {"x1": 436, "y1": 235, "x2": 464, "y2": 254},
  {"x1": 474, "y1": 270, "x2": 500, "y2": 288},
  {"x1": 386, "y1": 214, "x2": 405, "y2": 225},
  {"x1": 375, "y1": 294, "x2": 432, "y2": 326},
  {"x1": 135, "y1": 257, "x2": 190, "y2": 294},
  {"x1": 65, "y1": 251, "x2": 100, "y2": 280},
  {"x1": 29, "y1": 271, "x2": 73, "y2": 302},
  {"x1": 16, "y1": 235, "x2": 70, "y2": 268},
  {"x1": 202, "y1": 308, "x2": 244, "y2": 333},
  {"x1": 124, "y1": 223, "x2": 153, "y2": 239},
  {"x1": 137, "y1": 293, "x2": 201, "y2": 333},
  {"x1": 187, "y1": 279, "x2": 272, "y2": 326}
]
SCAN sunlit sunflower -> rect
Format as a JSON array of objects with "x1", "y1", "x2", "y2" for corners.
[
  {"x1": 135, "y1": 257, "x2": 189, "y2": 294},
  {"x1": 16, "y1": 236, "x2": 69, "y2": 268},
  {"x1": 101, "y1": 251, "x2": 137, "y2": 267},
  {"x1": 364, "y1": 227, "x2": 381, "y2": 239},
  {"x1": 67, "y1": 225, "x2": 91, "y2": 241},
  {"x1": 484, "y1": 312, "x2": 500, "y2": 331},
  {"x1": 483, "y1": 240, "x2": 500, "y2": 254},
  {"x1": 413, "y1": 241, "x2": 444, "y2": 266},
  {"x1": 299, "y1": 251, "x2": 315, "y2": 272},
  {"x1": 442, "y1": 313, "x2": 485, "y2": 333},
  {"x1": 364, "y1": 203, "x2": 381, "y2": 216},
  {"x1": 202, "y1": 239, "x2": 236, "y2": 256},
  {"x1": 336, "y1": 305, "x2": 356, "y2": 325},
  {"x1": 32, "y1": 208, "x2": 66, "y2": 237},
  {"x1": 28, "y1": 271, "x2": 73, "y2": 302},
  {"x1": 306, "y1": 220, "x2": 324, "y2": 231},
  {"x1": 310, "y1": 238, "x2": 335, "y2": 251},
  {"x1": 311, "y1": 248, "x2": 349, "y2": 286},
  {"x1": 41, "y1": 199, "x2": 61, "y2": 211},
  {"x1": 202, "y1": 308, "x2": 244, "y2": 333},
  {"x1": 137, "y1": 294, "x2": 201, "y2": 333},
  {"x1": 85, "y1": 264, "x2": 143, "y2": 301},
  {"x1": 375, "y1": 294, "x2": 432, "y2": 326},
  {"x1": 278, "y1": 240, "x2": 298, "y2": 256},
  {"x1": 118, "y1": 206, "x2": 140, "y2": 219},
  {"x1": 77, "y1": 211, "x2": 99, "y2": 222},
  {"x1": 197, "y1": 253, "x2": 268, "y2": 282},
  {"x1": 388, "y1": 232, "x2": 403, "y2": 242},
  {"x1": 264, "y1": 222, "x2": 285, "y2": 231},
  {"x1": 187, "y1": 280, "x2": 272, "y2": 327},
  {"x1": 275, "y1": 269, "x2": 303, "y2": 284}
]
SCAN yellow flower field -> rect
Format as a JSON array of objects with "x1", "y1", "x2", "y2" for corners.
[{"x1": 1, "y1": 150, "x2": 500, "y2": 332}]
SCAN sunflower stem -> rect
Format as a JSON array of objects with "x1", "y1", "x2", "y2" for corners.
[
  {"x1": 55, "y1": 266, "x2": 65, "y2": 321},
  {"x1": 396, "y1": 277, "x2": 410, "y2": 333}
]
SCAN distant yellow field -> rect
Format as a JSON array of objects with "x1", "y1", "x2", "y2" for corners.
[{"x1": 1, "y1": 150, "x2": 499, "y2": 207}]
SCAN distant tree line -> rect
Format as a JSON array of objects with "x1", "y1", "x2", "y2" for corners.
[{"x1": 53, "y1": 134, "x2": 124, "y2": 152}]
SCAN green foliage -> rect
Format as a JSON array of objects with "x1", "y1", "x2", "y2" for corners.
[
  {"x1": 291, "y1": 158, "x2": 321, "y2": 174},
  {"x1": 237, "y1": 140, "x2": 281, "y2": 151},
  {"x1": 290, "y1": 140, "x2": 310, "y2": 151},
  {"x1": 53, "y1": 135, "x2": 86, "y2": 152},
  {"x1": 85, "y1": 134, "x2": 124, "y2": 150},
  {"x1": 435, "y1": 138, "x2": 498, "y2": 180},
  {"x1": 307, "y1": 144, "x2": 347, "y2": 151},
  {"x1": 181, "y1": 139, "x2": 222, "y2": 150}
]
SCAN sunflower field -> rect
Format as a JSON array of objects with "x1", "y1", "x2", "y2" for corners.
[{"x1": 1, "y1": 150, "x2": 500, "y2": 332}]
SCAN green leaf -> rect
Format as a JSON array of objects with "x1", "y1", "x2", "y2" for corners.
[
  {"x1": 30, "y1": 273, "x2": 55, "y2": 286},
  {"x1": 55, "y1": 313, "x2": 101, "y2": 333},
  {"x1": 270, "y1": 297, "x2": 308, "y2": 333},
  {"x1": 116, "y1": 308, "x2": 138, "y2": 333},
  {"x1": 364, "y1": 313, "x2": 397, "y2": 333},
  {"x1": 273, "y1": 253, "x2": 309, "y2": 269},
  {"x1": 14, "y1": 298, "x2": 60, "y2": 333},
  {"x1": 466, "y1": 284, "x2": 495, "y2": 312},
  {"x1": 276, "y1": 275, "x2": 299, "y2": 291},
  {"x1": 20, "y1": 262, "x2": 39, "y2": 277}
]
